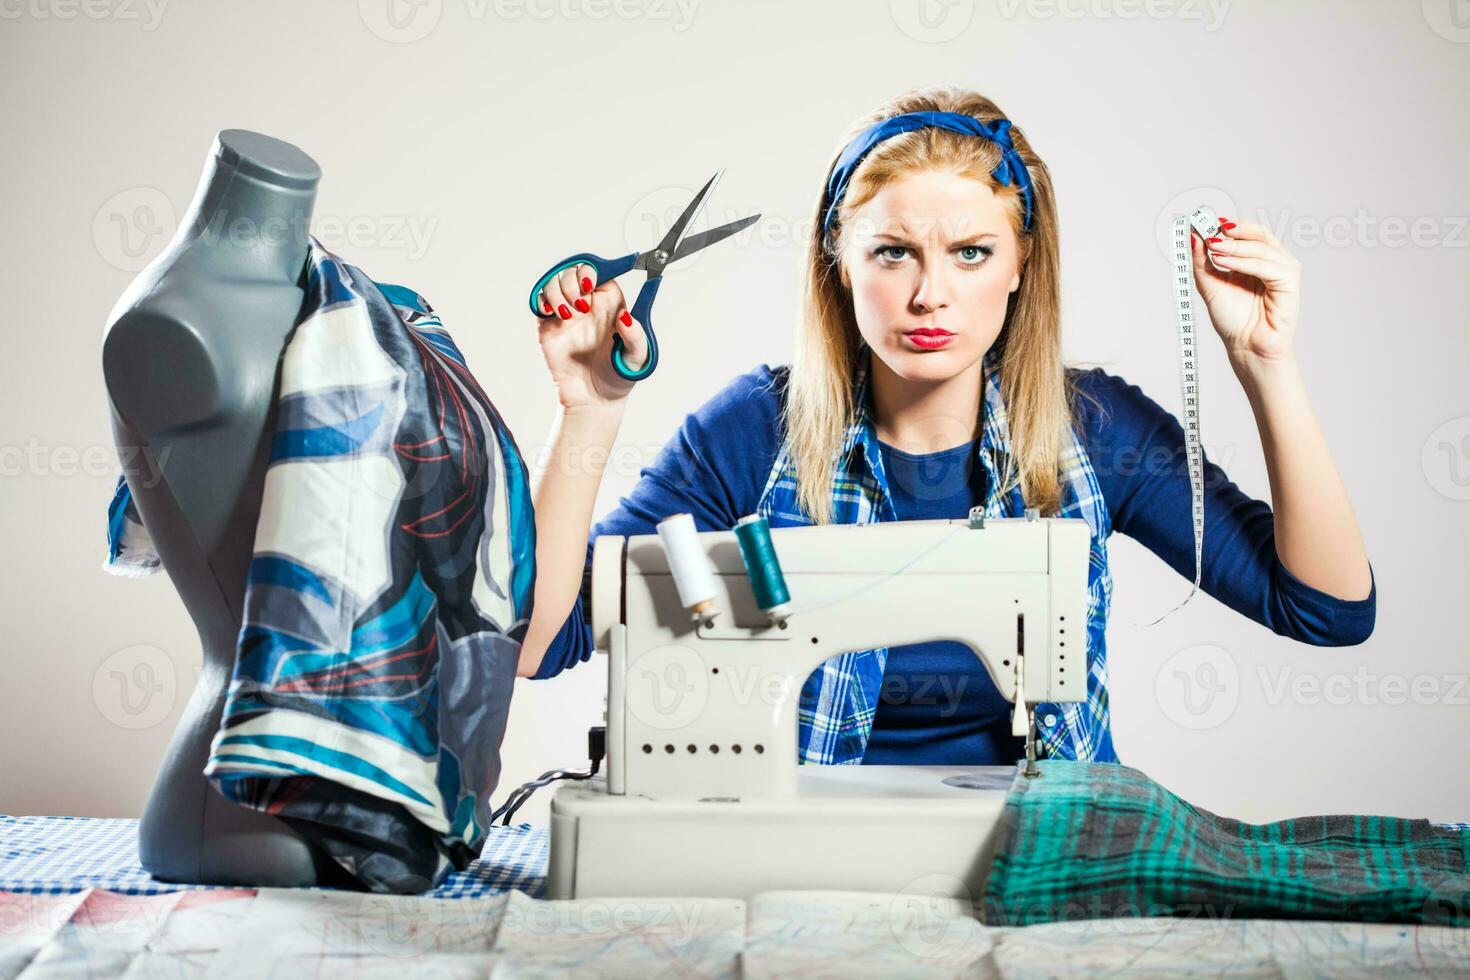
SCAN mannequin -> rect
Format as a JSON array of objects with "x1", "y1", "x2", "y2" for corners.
[{"x1": 102, "y1": 130, "x2": 352, "y2": 887}]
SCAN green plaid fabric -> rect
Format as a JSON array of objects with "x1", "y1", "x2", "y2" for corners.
[{"x1": 981, "y1": 760, "x2": 1470, "y2": 928}]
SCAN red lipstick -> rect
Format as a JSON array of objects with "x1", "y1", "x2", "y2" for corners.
[{"x1": 904, "y1": 328, "x2": 955, "y2": 350}]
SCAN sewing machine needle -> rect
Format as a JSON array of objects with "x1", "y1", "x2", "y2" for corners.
[{"x1": 1023, "y1": 707, "x2": 1040, "y2": 778}]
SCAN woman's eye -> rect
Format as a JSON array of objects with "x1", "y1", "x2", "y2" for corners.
[{"x1": 873, "y1": 244, "x2": 992, "y2": 266}]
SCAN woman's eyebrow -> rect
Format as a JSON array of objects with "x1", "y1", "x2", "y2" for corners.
[{"x1": 874, "y1": 230, "x2": 1000, "y2": 246}]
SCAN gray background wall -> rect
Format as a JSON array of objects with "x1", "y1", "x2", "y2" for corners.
[{"x1": 1, "y1": 0, "x2": 1466, "y2": 828}]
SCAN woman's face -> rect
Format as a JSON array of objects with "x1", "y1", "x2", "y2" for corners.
[{"x1": 839, "y1": 169, "x2": 1021, "y2": 384}]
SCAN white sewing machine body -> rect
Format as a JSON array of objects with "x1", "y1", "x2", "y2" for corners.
[{"x1": 547, "y1": 514, "x2": 1092, "y2": 900}]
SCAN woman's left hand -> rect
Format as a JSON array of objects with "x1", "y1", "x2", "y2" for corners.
[{"x1": 1190, "y1": 215, "x2": 1301, "y2": 363}]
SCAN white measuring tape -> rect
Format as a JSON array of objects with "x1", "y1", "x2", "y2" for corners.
[{"x1": 1134, "y1": 204, "x2": 1224, "y2": 627}]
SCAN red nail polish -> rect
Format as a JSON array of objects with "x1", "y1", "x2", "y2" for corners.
[
  {"x1": 557, "y1": 304, "x2": 571, "y2": 320},
  {"x1": 1219, "y1": 221, "x2": 1236, "y2": 231},
  {"x1": 581, "y1": 276, "x2": 593, "y2": 293},
  {"x1": 1207, "y1": 237, "x2": 1221, "y2": 244},
  {"x1": 619, "y1": 310, "x2": 632, "y2": 327},
  {"x1": 541, "y1": 299, "x2": 552, "y2": 314},
  {"x1": 574, "y1": 298, "x2": 590, "y2": 313}
]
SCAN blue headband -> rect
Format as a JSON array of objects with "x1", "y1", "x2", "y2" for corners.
[{"x1": 821, "y1": 110, "x2": 1034, "y2": 237}]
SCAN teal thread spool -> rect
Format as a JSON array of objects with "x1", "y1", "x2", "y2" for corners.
[{"x1": 734, "y1": 514, "x2": 791, "y2": 620}]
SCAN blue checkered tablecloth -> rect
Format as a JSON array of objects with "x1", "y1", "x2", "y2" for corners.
[{"x1": 0, "y1": 815, "x2": 548, "y2": 899}]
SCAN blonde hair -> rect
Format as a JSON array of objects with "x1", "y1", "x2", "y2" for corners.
[{"x1": 784, "y1": 85, "x2": 1100, "y2": 524}]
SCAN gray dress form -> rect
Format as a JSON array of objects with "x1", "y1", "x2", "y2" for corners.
[{"x1": 102, "y1": 130, "x2": 352, "y2": 887}]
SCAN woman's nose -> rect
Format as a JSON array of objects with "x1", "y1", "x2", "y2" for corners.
[{"x1": 911, "y1": 268, "x2": 951, "y2": 313}]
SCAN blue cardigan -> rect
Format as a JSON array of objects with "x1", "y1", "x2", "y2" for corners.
[{"x1": 532, "y1": 363, "x2": 1377, "y2": 762}]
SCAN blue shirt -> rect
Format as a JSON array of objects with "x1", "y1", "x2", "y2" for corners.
[
  {"x1": 861, "y1": 438, "x2": 1027, "y2": 765},
  {"x1": 535, "y1": 363, "x2": 1377, "y2": 762}
]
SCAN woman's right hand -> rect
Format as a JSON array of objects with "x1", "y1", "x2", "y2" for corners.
[
  {"x1": 520, "y1": 263, "x2": 646, "y2": 680},
  {"x1": 534, "y1": 263, "x2": 649, "y2": 411}
]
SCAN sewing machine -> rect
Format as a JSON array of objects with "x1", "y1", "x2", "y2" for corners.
[{"x1": 546, "y1": 510, "x2": 1091, "y2": 900}]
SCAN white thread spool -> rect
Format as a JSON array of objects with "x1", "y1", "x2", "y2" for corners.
[{"x1": 656, "y1": 513, "x2": 718, "y2": 618}]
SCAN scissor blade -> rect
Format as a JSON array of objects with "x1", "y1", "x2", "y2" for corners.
[
  {"x1": 647, "y1": 168, "x2": 725, "y2": 277},
  {"x1": 669, "y1": 213, "x2": 760, "y2": 264}
]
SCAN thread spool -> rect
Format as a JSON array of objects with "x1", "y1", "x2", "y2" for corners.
[
  {"x1": 733, "y1": 514, "x2": 791, "y2": 621},
  {"x1": 656, "y1": 513, "x2": 718, "y2": 618}
]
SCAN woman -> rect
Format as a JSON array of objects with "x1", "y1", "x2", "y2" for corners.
[{"x1": 514, "y1": 85, "x2": 1376, "y2": 766}]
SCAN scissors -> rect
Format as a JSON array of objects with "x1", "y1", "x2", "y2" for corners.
[{"x1": 528, "y1": 169, "x2": 760, "y2": 382}]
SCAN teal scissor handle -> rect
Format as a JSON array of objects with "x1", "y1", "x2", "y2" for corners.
[{"x1": 528, "y1": 251, "x2": 660, "y2": 382}]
